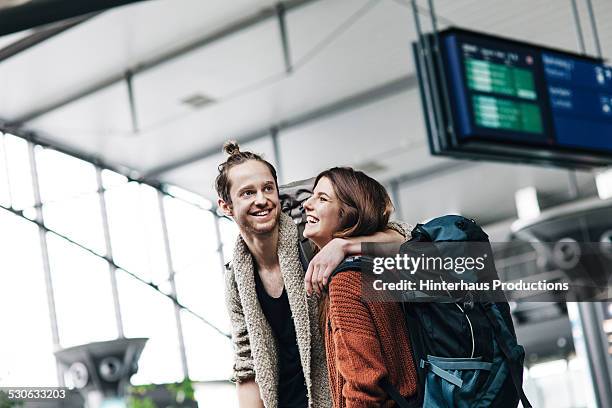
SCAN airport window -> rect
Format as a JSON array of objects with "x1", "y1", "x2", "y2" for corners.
[
  {"x1": 180, "y1": 309, "x2": 234, "y2": 381},
  {"x1": 116, "y1": 270, "x2": 184, "y2": 385},
  {"x1": 0, "y1": 134, "x2": 11, "y2": 207},
  {"x1": 163, "y1": 196, "x2": 226, "y2": 320},
  {"x1": 104, "y1": 179, "x2": 170, "y2": 287},
  {"x1": 0, "y1": 210, "x2": 57, "y2": 386},
  {"x1": 36, "y1": 147, "x2": 106, "y2": 255},
  {"x1": 0, "y1": 133, "x2": 233, "y2": 389},
  {"x1": 46, "y1": 233, "x2": 118, "y2": 348},
  {"x1": 2, "y1": 134, "x2": 35, "y2": 213},
  {"x1": 218, "y1": 215, "x2": 239, "y2": 264}
]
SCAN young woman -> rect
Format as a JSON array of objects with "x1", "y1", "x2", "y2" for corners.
[{"x1": 302, "y1": 167, "x2": 418, "y2": 407}]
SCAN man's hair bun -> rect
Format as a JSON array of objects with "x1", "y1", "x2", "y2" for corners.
[
  {"x1": 215, "y1": 139, "x2": 278, "y2": 204},
  {"x1": 223, "y1": 140, "x2": 241, "y2": 156}
]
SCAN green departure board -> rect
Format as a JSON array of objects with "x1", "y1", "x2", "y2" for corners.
[
  {"x1": 465, "y1": 57, "x2": 543, "y2": 134},
  {"x1": 466, "y1": 59, "x2": 537, "y2": 100},
  {"x1": 418, "y1": 28, "x2": 612, "y2": 168},
  {"x1": 473, "y1": 95, "x2": 543, "y2": 133}
]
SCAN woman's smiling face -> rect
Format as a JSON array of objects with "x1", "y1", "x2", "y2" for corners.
[{"x1": 303, "y1": 176, "x2": 345, "y2": 249}]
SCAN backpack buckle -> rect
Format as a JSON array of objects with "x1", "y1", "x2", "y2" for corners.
[{"x1": 463, "y1": 292, "x2": 474, "y2": 311}]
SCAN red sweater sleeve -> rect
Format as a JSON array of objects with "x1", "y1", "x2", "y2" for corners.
[{"x1": 328, "y1": 271, "x2": 388, "y2": 408}]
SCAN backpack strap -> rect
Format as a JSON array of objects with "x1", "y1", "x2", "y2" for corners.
[
  {"x1": 332, "y1": 256, "x2": 363, "y2": 274},
  {"x1": 483, "y1": 304, "x2": 532, "y2": 408},
  {"x1": 380, "y1": 378, "x2": 420, "y2": 408}
]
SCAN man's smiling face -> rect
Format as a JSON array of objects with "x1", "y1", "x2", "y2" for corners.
[{"x1": 219, "y1": 160, "x2": 280, "y2": 236}]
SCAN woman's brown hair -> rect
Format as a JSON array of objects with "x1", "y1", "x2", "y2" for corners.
[{"x1": 314, "y1": 167, "x2": 394, "y2": 333}]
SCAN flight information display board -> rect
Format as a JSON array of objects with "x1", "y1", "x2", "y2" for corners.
[{"x1": 418, "y1": 28, "x2": 612, "y2": 167}]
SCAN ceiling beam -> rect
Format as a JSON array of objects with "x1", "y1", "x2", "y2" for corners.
[
  {"x1": 11, "y1": 0, "x2": 319, "y2": 125},
  {"x1": 144, "y1": 73, "x2": 419, "y2": 178},
  {"x1": 0, "y1": 12, "x2": 97, "y2": 63},
  {"x1": 0, "y1": 0, "x2": 147, "y2": 36}
]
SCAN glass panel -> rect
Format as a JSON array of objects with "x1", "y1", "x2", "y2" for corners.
[
  {"x1": 193, "y1": 382, "x2": 237, "y2": 407},
  {"x1": 117, "y1": 270, "x2": 183, "y2": 384},
  {"x1": 46, "y1": 233, "x2": 117, "y2": 348},
  {"x1": 218, "y1": 216, "x2": 239, "y2": 264},
  {"x1": 164, "y1": 196, "x2": 228, "y2": 331},
  {"x1": 174, "y1": 252, "x2": 229, "y2": 332},
  {"x1": 0, "y1": 134, "x2": 11, "y2": 207},
  {"x1": 36, "y1": 147, "x2": 105, "y2": 255},
  {"x1": 3, "y1": 134, "x2": 34, "y2": 211},
  {"x1": 0, "y1": 210, "x2": 57, "y2": 386},
  {"x1": 165, "y1": 184, "x2": 213, "y2": 210},
  {"x1": 101, "y1": 169, "x2": 128, "y2": 190},
  {"x1": 163, "y1": 196, "x2": 218, "y2": 271},
  {"x1": 181, "y1": 310, "x2": 233, "y2": 382},
  {"x1": 104, "y1": 181, "x2": 168, "y2": 286}
]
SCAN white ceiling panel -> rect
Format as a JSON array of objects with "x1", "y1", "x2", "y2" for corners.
[
  {"x1": 277, "y1": 89, "x2": 423, "y2": 184},
  {"x1": 284, "y1": 0, "x2": 415, "y2": 108},
  {"x1": 98, "y1": 0, "x2": 421, "y2": 173},
  {"x1": 28, "y1": 82, "x2": 138, "y2": 161},
  {"x1": 132, "y1": 18, "x2": 285, "y2": 132},
  {"x1": 0, "y1": 0, "x2": 280, "y2": 120}
]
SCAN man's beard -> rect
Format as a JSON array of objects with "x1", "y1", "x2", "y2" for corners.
[{"x1": 238, "y1": 207, "x2": 280, "y2": 236}]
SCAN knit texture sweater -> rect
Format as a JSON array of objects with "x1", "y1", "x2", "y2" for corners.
[
  {"x1": 325, "y1": 270, "x2": 418, "y2": 408},
  {"x1": 225, "y1": 213, "x2": 331, "y2": 408}
]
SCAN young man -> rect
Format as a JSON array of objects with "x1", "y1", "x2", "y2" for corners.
[{"x1": 216, "y1": 141, "x2": 407, "y2": 408}]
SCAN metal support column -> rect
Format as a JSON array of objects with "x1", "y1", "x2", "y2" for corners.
[
  {"x1": 271, "y1": 127, "x2": 283, "y2": 184},
  {"x1": 157, "y1": 190, "x2": 190, "y2": 379},
  {"x1": 389, "y1": 180, "x2": 404, "y2": 221},
  {"x1": 213, "y1": 214, "x2": 228, "y2": 276},
  {"x1": 567, "y1": 0, "x2": 588, "y2": 200},
  {"x1": 27, "y1": 142, "x2": 63, "y2": 386},
  {"x1": 95, "y1": 167, "x2": 124, "y2": 338},
  {"x1": 585, "y1": 0, "x2": 602, "y2": 59},
  {"x1": 125, "y1": 70, "x2": 139, "y2": 134},
  {"x1": 570, "y1": 0, "x2": 587, "y2": 55},
  {"x1": 411, "y1": 0, "x2": 445, "y2": 149},
  {"x1": 578, "y1": 302, "x2": 612, "y2": 408},
  {"x1": 0, "y1": 133, "x2": 13, "y2": 207},
  {"x1": 276, "y1": 2, "x2": 293, "y2": 74}
]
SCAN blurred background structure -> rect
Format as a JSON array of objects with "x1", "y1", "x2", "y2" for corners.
[{"x1": 1, "y1": 0, "x2": 612, "y2": 407}]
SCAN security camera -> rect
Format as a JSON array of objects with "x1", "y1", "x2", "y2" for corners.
[
  {"x1": 68, "y1": 362, "x2": 89, "y2": 389},
  {"x1": 99, "y1": 357, "x2": 123, "y2": 382}
]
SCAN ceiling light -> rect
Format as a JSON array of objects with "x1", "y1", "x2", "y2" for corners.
[
  {"x1": 596, "y1": 168, "x2": 612, "y2": 200},
  {"x1": 357, "y1": 160, "x2": 386, "y2": 174},
  {"x1": 515, "y1": 186, "x2": 540, "y2": 221},
  {"x1": 181, "y1": 93, "x2": 214, "y2": 109}
]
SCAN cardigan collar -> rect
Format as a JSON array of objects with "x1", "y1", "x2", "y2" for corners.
[{"x1": 232, "y1": 212, "x2": 313, "y2": 407}]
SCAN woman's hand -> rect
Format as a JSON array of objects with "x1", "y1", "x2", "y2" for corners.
[{"x1": 305, "y1": 238, "x2": 358, "y2": 296}]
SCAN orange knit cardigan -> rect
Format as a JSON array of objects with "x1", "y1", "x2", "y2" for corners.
[{"x1": 324, "y1": 270, "x2": 418, "y2": 408}]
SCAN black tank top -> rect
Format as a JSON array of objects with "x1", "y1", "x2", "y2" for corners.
[{"x1": 254, "y1": 267, "x2": 308, "y2": 408}]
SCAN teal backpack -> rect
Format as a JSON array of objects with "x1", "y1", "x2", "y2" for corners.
[{"x1": 334, "y1": 215, "x2": 532, "y2": 408}]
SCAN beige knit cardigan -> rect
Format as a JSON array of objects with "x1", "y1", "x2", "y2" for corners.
[{"x1": 224, "y1": 212, "x2": 332, "y2": 408}]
